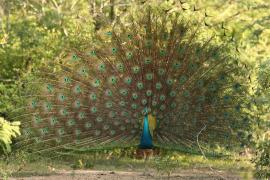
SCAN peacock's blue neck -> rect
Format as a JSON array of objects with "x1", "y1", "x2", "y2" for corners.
[{"x1": 139, "y1": 114, "x2": 153, "y2": 149}]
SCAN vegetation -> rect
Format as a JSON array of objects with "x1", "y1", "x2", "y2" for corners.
[
  {"x1": 0, "y1": 0, "x2": 269, "y2": 179},
  {"x1": 0, "y1": 117, "x2": 20, "y2": 154},
  {"x1": 0, "y1": 149, "x2": 253, "y2": 179},
  {"x1": 252, "y1": 60, "x2": 270, "y2": 179}
]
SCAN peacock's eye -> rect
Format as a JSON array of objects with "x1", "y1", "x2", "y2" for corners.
[
  {"x1": 224, "y1": 112, "x2": 230, "y2": 119},
  {"x1": 137, "y1": 82, "x2": 143, "y2": 89},
  {"x1": 110, "y1": 130, "x2": 116, "y2": 135},
  {"x1": 64, "y1": 77, "x2": 71, "y2": 83},
  {"x1": 156, "y1": 82, "x2": 162, "y2": 90},
  {"x1": 117, "y1": 63, "x2": 123, "y2": 69},
  {"x1": 160, "y1": 49, "x2": 166, "y2": 56},
  {"x1": 169, "y1": 91, "x2": 176, "y2": 97},
  {"x1": 127, "y1": 34, "x2": 132, "y2": 39},
  {"x1": 47, "y1": 84, "x2": 54, "y2": 92},
  {"x1": 171, "y1": 102, "x2": 176, "y2": 108},
  {"x1": 235, "y1": 104, "x2": 241, "y2": 112},
  {"x1": 160, "y1": 95, "x2": 166, "y2": 101},
  {"x1": 74, "y1": 85, "x2": 81, "y2": 93},
  {"x1": 160, "y1": 104, "x2": 166, "y2": 111},
  {"x1": 197, "y1": 95, "x2": 205, "y2": 102},
  {"x1": 126, "y1": 52, "x2": 133, "y2": 59},
  {"x1": 119, "y1": 101, "x2": 125, "y2": 106},
  {"x1": 98, "y1": 63, "x2": 106, "y2": 72},
  {"x1": 31, "y1": 100, "x2": 37, "y2": 107},
  {"x1": 145, "y1": 39, "x2": 152, "y2": 47},
  {"x1": 173, "y1": 62, "x2": 181, "y2": 69},
  {"x1": 72, "y1": 54, "x2": 78, "y2": 60},
  {"x1": 233, "y1": 83, "x2": 241, "y2": 90},
  {"x1": 132, "y1": 93, "x2": 138, "y2": 99},
  {"x1": 166, "y1": 78, "x2": 173, "y2": 85},
  {"x1": 183, "y1": 90, "x2": 190, "y2": 97},
  {"x1": 112, "y1": 48, "x2": 117, "y2": 54},
  {"x1": 106, "y1": 101, "x2": 113, "y2": 108},
  {"x1": 103, "y1": 124, "x2": 110, "y2": 130},
  {"x1": 90, "y1": 50, "x2": 96, "y2": 56},
  {"x1": 109, "y1": 111, "x2": 116, "y2": 118},
  {"x1": 146, "y1": 73, "x2": 153, "y2": 80},
  {"x1": 131, "y1": 103, "x2": 137, "y2": 109},
  {"x1": 106, "y1": 31, "x2": 112, "y2": 36},
  {"x1": 163, "y1": 33, "x2": 168, "y2": 40},
  {"x1": 197, "y1": 80, "x2": 204, "y2": 87},
  {"x1": 189, "y1": 63, "x2": 198, "y2": 71},
  {"x1": 208, "y1": 116, "x2": 216, "y2": 123},
  {"x1": 158, "y1": 68, "x2": 165, "y2": 76},
  {"x1": 78, "y1": 112, "x2": 85, "y2": 119},
  {"x1": 68, "y1": 119, "x2": 75, "y2": 126},
  {"x1": 141, "y1": 99, "x2": 147, "y2": 105},
  {"x1": 124, "y1": 77, "x2": 132, "y2": 84},
  {"x1": 85, "y1": 122, "x2": 92, "y2": 129},
  {"x1": 144, "y1": 57, "x2": 152, "y2": 64},
  {"x1": 146, "y1": 90, "x2": 152, "y2": 96},
  {"x1": 209, "y1": 83, "x2": 217, "y2": 91},
  {"x1": 179, "y1": 75, "x2": 187, "y2": 84},
  {"x1": 96, "y1": 117, "x2": 102, "y2": 123},
  {"x1": 132, "y1": 66, "x2": 140, "y2": 74},
  {"x1": 105, "y1": 89, "x2": 112, "y2": 96},
  {"x1": 120, "y1": 89, "x2": 128, "y2": 96},
  {"x1": 90, "y1": 93, "x2": 96, "y2": 100},
  {"x1": 92, "y1": 79, "x2": 100, "y2": 87}
]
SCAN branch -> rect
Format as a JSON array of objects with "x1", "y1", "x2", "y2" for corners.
[{"x1": 196, "y1": 124, "x2": 227, "y2": 180}]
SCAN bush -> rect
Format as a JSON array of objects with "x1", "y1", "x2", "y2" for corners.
[
  {"x1": 253, "y1": 138, "x2": 270, "y2": 179},
  {"x1": 0, "y1": 117, "x2": 21, "y2": 154},
  {"x1": 251, "y1": 60, "x2": 270, "y2": 179}
]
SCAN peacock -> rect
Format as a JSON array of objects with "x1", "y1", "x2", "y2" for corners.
[{"x1": 13, "y1": 2, "x2": 250, "y2": 155}]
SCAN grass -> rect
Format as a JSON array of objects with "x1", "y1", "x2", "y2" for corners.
[{"x1": 0, "y1": 149, "x2": 254, "y2": 179}]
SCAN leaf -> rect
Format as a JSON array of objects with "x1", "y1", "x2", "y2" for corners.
[{"x1": 0, "y1": 117, "x2": 21, "y2": 154}]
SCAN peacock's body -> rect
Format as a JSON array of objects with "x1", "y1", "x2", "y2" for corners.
[
  {"x1": 14, "y1": 4, "x2": 250, "y2": 153},
  {"x1": 139, "y1": 109, "x2": 155, "y2": 149}
]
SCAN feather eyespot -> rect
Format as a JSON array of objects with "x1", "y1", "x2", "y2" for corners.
[
  {"x1": 112, "y1": 48, "x2": 117, "y2": 54},
  {"x1": 127, "y1": 34, "x2": 133, "y2": 39}
]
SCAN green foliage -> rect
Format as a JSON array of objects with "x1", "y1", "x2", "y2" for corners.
[
  {"x1": 258, "y1": 60, "x2": 270, "y2": 90},
  {"x1": 251, "y1": 60, "x2": 270, "y2": 179},
  {"x1": 0, "y1": 151, "x2": 28, "y2": 179},
  {"x1": 0, "y1": 0, "x2": 95, "y2": 116},
  {"x1": 253, "y1": 139, "x2": 270, "y2": 179},
  {"x1": 0, "y1": 117, "x2": 20, "y2": 154}
]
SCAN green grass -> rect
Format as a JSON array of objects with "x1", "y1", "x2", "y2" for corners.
[{"x1": 0, "y1": 149, "x2": 254, "y2": 179}]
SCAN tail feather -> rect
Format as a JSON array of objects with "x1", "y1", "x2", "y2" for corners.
[{"x1": 12, "y1": 4, "x2": 250, "y2": 153}]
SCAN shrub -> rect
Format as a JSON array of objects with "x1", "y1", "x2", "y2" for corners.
[
  {"x1": 253, "y1": 139, "x2": 270, "y2": 179},
  {"x1": 0, "y1": 117, "x2": 21, "y2": 154}
]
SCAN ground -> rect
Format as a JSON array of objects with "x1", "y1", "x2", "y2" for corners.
[
  {"x1": 9, "y1": 169, "x2": 252, "y2": 180},
  {"x1": 1, "y1": 150, "x2": 254, "y2": 180}
]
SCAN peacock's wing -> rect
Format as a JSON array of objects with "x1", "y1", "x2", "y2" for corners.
[{"x1": 13, "y1": 3, "x2": 250, "y2": 153}]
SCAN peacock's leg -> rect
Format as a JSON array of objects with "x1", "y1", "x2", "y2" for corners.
[{"x1": 142, "y1": 149, "x2": 153, "y2": 176}]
